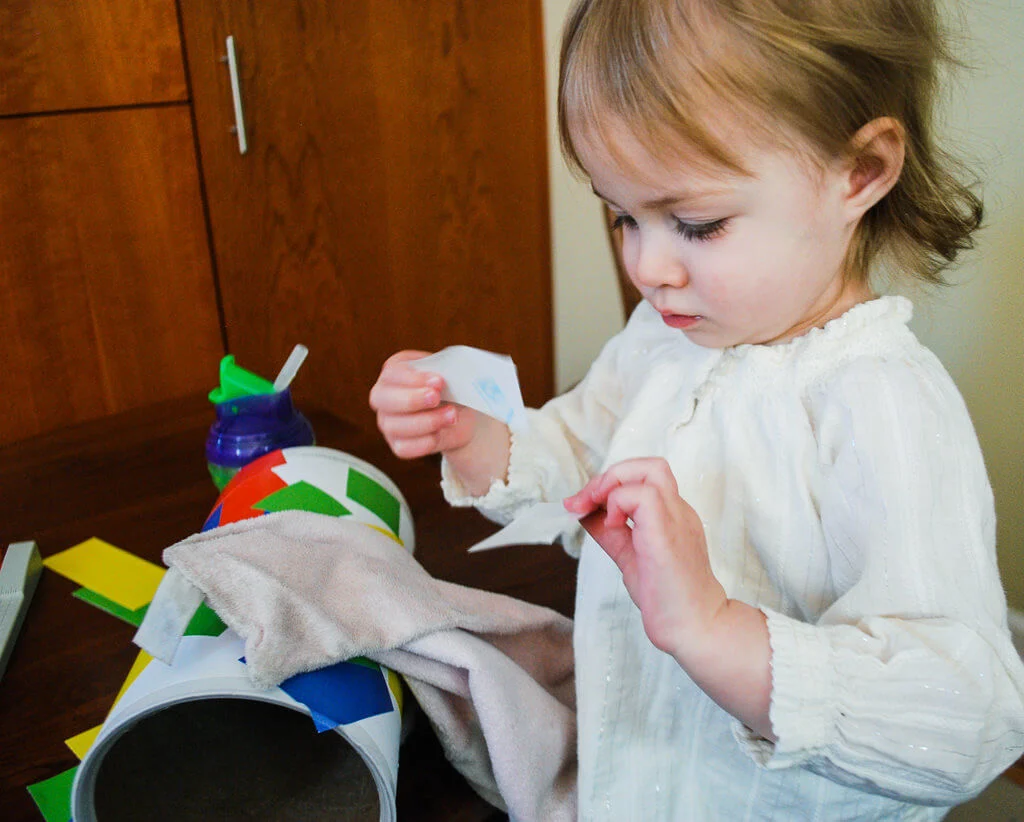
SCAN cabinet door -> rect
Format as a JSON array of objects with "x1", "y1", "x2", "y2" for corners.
[
  {"x1": 181, "y1": 1, "x2": 553, "y2": 430},
  {"x1": 0, "y1": 108, "x2": 224, "y2": 444},
  {"x1": 0, "y1": 1, "x2": 187, "y2": 115}
]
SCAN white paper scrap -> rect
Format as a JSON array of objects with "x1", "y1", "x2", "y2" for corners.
[
  {"x1": 467, "y1": 502, "x2": 584, "y2": 553},
  {"x1": 410, "y1": 345, "x2": 527, "y2": 432}
]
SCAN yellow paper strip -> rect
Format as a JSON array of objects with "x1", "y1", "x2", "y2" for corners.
[
  {"x1": 386, "y1": 668, "x2": 404, "y2": 714},
  {"x1": 112, "y1": 648, "x2": 153, "y2": 709},
  {"x1": 43, "y1": 538, "x2": 165, "y2": 611},
  {"x1": 63, "y1": 648, "x2": 154, "y2": 760},
  {"x1": 364, "y1": 524, "x2": 402, "y2": 546},
  {"x1": 65, "y1": 726, "x2": 101, "y2": 760}
]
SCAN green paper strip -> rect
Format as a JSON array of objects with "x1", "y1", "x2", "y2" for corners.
[
  {"x1": 73, "y1": 587, "x2": 148, "y2": 626},
  {"x1": 257, "y1": 481, "x2": 351, "y2": 517},
  {"x1": 347, "y1": 469, "x2": 401, "y2": 536},
  {"x1": 185, "y1": 602, "x2": 227, "y2": 637},
  {"x1": 74, "y1": 588, "x2": 225, "y2": 637},
  {"x1": 27, "y1": 764, "x2": 77, "y2": 822}
]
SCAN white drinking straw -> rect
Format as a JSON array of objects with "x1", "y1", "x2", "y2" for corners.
[{"x1": 272, "y1": 344, "x2": 309, "y2": 392}]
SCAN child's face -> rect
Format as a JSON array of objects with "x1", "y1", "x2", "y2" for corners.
[{"x1": 578, "y1": 123, "x2": 872, "y2": 348}]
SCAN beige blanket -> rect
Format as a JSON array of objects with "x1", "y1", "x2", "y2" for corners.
[{"x1": 135, "y1": 510, "x2": 577, "y2": 821}]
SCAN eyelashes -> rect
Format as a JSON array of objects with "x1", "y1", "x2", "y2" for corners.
[
  {"x1": 611, "y1": 214, "x2": 728, "y2": 243},
  {"x1": 674, "y1": 218, "x2": 727, "y2": 242}
]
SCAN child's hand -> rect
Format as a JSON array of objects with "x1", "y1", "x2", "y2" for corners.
[
  {"x1": 369, "y1": 350, "x2": 477, "y2": 459},
  {"x1": 564, "y1": 458, "x2": 728, "y2": 659},
  {"x1": 370, "y1": 351, "x2": 512, "y2": 494}
]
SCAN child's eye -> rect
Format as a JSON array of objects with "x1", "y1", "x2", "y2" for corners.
[
  {"x1": 611, "y1": 213, "x2": 638, "y2": 231},
  {"x1": 674, "y1": 218, "x2": 728, "y2": 242}
]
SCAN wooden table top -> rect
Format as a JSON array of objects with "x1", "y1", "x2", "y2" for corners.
[{"x1": 0, "y1": 394, "x2": 578, "y2": 821}]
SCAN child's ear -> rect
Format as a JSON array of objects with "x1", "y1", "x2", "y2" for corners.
[{"x1": 842, "y1": 117, "x2": 906, "y2": 221}]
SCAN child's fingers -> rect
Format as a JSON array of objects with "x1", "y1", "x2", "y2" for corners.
[
  {"x1": 563, "y1": 462, "x2": 650, "y2": 513},
  {"x1": 586, "y1": 457, "x2": 679, "y2": 507},
  {"x1": 388, "y1": 407, "x2": 472, "y2": 459},
  {"x1": 603, "y1": 482, "x2": 667, "y2": 530},
  {"x1": 372, "y1": 351, "x2": 444, "y2": 396},
  {"x1": 390, "y1": 433, "x2": 445, "y2": 459},
  {"x1": 377, "y1": 404, "x2": 457, "y2": 441},
  {"x1": 370, "y1": 382, "x2": 443, "y2": 414},
  {"x1": 564, "y1": 472, "x2": 616, "y2": 514},
  {"x1": 603, "y1": 457, "x2": 678, "y2": 496},
  {"x1": 563, "y1": 483, "x2": 603, "y2": 515},
  {"x1": 376, "y1": 368, "x2": 442, "y2": 391},
  {"x1": 382, "y1": 351, "x2": 443, "y2": 385},
  {"x1": 383, "y1": 349, "x2": 434, "y2": 368}
]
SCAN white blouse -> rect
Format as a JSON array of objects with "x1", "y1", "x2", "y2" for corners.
[{"x1": 442, "y1": 297, "x2": 1024, "y2": 820}]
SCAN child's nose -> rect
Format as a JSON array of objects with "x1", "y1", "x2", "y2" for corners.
[{"x1": 632, "y1": 233, "x2": 689, "y2": 290}]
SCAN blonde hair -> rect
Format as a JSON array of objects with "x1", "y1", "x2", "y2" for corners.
[{"x1": 558, "y1": 0, "x2": 982, "y2": 285}]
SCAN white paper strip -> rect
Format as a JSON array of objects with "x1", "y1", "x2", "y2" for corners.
[
  {"x1": 410, "y1": 345, "x2": 527, "y2": 432},
  {"x1": 467, "y1": 502, "x2": 584, "y2": 553},
  {"x1": 133, "y1": 567, "x2": 205, "y2": 665}
]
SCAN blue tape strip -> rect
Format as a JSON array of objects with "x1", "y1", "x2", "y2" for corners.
[{"x1": 279, "y1": 659, "x2": 394, "y2": 732}]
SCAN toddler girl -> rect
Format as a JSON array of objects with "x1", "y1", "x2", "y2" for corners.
[{"x1": 370, "y1": 0, "x2": 1024, "y2": 817}]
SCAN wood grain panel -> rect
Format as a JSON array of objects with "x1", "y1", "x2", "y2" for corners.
[
  {"x1": 181, "y1": 0, "x2": 552, "y2": 431},
  {"x1": 0, "y1": 107, "x2": 224, "y2": 444},
  {"x1": 0, "y1": 0, "x2": 187, "y2": 116}
]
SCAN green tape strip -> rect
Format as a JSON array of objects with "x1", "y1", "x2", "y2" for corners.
[
  {"x1": 257, "y1": 481, "x2": 351, "y2": 517},
  {"x1": 185, "y1": 602, "x2": 227, "y2": 637},
  {"x1": 207, "y1": 462, "x2": 238, "y2": 491},
  {"x1": 26, "y1": 764, "x2": 77, "y2": 822},
  {"x1": 74, "y1": 587, "x2": 149, "y2": 626},
  {"x1": 346, "y1": 469, "x2": 401, "y2": 536},
  {"x1": 74, "y1": 587, "x2": 225, "y2": 637}
]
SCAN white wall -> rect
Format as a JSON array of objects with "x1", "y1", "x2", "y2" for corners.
[
  {"x1": 914, "y1": 0, "x2": 1024, "y2": 606},
  {"x1": 542, "y1": 0, "x2": 625, "y2": 392},
  {"x1": 541, "y1": 0, "x2": 1024, "y2": 605}
]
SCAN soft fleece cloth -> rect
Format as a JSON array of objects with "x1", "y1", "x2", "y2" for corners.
[{"x1": 135, "y1": 510, "x2": 576, "y2": 822}]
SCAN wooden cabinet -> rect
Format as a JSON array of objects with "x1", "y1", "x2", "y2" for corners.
[
  {"x1": 180, "y1": 1, "x2": 553, "y2": 431},
  {"x1": 0, "y1": 1, "x2": 187, "y2": 115},
  {"x1": 0, "y1": 108, "x2": 224, "y2": 444},
  {"x1": 2, "y1": 0, "x2": 553, "y2": 444},
  {"x1": 0, "y1": 1, "x2": 223, "y2": 446}
]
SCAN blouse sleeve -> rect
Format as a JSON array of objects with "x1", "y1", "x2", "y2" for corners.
[{"x1": 736, "y1": 354, "x2": 1024, "y2": 805}]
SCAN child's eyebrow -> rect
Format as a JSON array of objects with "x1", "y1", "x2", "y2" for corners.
[{"x1": 591, "y1": 185, "x2": 730, "y2": 210}]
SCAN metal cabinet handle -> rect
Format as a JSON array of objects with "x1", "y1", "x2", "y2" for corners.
[{"x1": 221, "y1": 35, "x2": 248, "y2": 155}]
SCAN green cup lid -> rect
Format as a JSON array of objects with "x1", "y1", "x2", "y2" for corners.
[{"x1": 208, "y1": 355, "x2": 275, "y2": 404}]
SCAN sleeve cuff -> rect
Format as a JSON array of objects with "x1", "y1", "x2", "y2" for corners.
[
  {"x1": 733, "y1": 607, "x2": 838, "y2": 769},
  {"x1": 440, "y1": 451, "x2": 537, "y2": 522},
  {"x1": 440, "y1": 414, "x2": 558, "y2": 524}
]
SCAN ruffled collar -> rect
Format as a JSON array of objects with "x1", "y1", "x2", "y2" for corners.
[{"x1": 724, "y1": 295, "x2": 913, "y2": 363}]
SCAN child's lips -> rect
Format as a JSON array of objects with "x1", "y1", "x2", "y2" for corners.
[{"x1": 660, "y1": 312, "x2": 703, "y2": 330}]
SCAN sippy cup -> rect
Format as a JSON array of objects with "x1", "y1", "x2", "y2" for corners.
[{"x1": 205, "y1": 349, "x2": 315, "y2": 490}]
